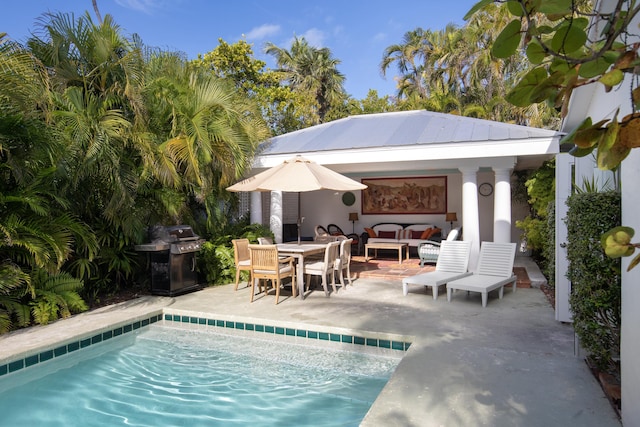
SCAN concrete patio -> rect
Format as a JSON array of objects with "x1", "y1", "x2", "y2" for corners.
[{"x1": 0, "y1": 261, "x2": 620, "y2": 426}]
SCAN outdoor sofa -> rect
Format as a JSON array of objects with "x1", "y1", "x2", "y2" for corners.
[{"x1": 362, "y1": 223, "x2": 442, "y2": 257}]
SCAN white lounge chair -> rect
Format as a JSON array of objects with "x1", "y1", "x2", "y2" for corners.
[
  {"x1": 446, "y1": 242, "x2": 517, "y2": 307},
  {"x1": 402, "y1": 240, "x2": 472, "y2": 299}
]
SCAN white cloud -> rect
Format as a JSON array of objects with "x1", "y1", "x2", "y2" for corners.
[
  {"x1": 245, "y1": 24, "x2": 281, "y2": 41},
  {"x1": 301, "y1": 28, "x2": 325, "y2": 47},
  {"x1": 114, "y1": 0, "x2": 159, "y2": 14},
  {"x1": 373, "y1": 32, "x2": 387, "y2": 42}
]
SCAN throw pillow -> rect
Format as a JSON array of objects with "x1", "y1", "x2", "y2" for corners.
[
  {"x1": 364, "y1": 227, "x2": 377, "y2": 238},
  {"x1": 420, "y1": 227, "x2": 434, "y2": 239},
  {"x1": 411, "y1": 229, "x2": 424, "y2": 239},
  {"x1": 378, "y1": 230, "x2": 396, "y2": 239}
]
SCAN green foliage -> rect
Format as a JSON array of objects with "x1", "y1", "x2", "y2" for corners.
[
  {"x1": 470, "y1": 0, "x2": 640, "y2": 169},
  {"x1": 29, "y1": 269, "x2": 88, "y2": 326},
  {"x1": 197, "y1": 219, "x2": 273, "y2": 286},
  {"x1": 467, "y1": 0, "x2": 640, "y2": 267},
  {"x1": 516, "y1": 159, "x2": 555, "y2": 251},
  {"x1": 544, "y1": 201, "x2": 556, "y2": 289},
  {"x1": 565, "y1": 191, "x2": 621, "y2": 371}
]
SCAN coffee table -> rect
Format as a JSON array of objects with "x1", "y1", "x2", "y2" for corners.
[{"x1": 364, "y1": 242, "x2": 409, "y2": 264}]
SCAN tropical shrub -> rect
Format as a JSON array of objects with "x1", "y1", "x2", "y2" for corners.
[
  {"x1": 565, "y1": 191, "x2": 621, "y2": 371},
  {"x1": 197, "y1": 218, "x2": 274, "y2": 286},
  {"x1": 544, "y1": 201, "x2": 556, "y2": 289}
]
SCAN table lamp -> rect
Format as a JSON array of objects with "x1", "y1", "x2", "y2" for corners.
[
  {"x1": 349, "y1": 212, "x2": 359, "y2": 233},
  {"x1": 445, "y1": 212, "x2": 457, "y2": 232}
]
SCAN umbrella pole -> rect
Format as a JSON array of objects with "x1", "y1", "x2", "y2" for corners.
[{"x1": 297, "y1": 193, "x2": 301, "y2": 245}]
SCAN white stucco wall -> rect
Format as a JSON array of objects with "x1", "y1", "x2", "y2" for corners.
[{"x1": 621, "y1": 150, "x2": 640, "y2": 424}]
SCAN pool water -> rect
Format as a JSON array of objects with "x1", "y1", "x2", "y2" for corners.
[{"x1": 0, "y1": 325, "x2": 401, "y2": 426}]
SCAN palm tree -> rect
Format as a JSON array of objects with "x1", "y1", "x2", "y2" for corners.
[
  {"x1": 142, "y1": 53, "x2": 269, "y2": 232},
  {"x1": 265, "y1": 36, "x2": 345, "y2": 123},
  {"x1": 0, "y1": 33, "x2": 97, "y2": 331},
  {"x1": 380, "y1": 28, "x2": 432, "y2": 99}
]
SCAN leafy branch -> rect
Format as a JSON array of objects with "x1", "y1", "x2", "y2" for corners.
[{"x1": 467, "y1": 0, "x2": 640, "y2": 269}]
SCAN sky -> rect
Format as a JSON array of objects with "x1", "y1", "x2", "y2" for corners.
[{"x1": 1, "y1": 0, "x2": 478, "y2": 99}]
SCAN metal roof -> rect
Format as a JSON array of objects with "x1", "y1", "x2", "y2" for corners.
[{"x1": 262, "y1": 110, "x2": 561, "y2": 155}]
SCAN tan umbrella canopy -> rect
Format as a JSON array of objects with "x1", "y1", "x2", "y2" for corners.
[
  {"x1": 227, "y1": 156, "x2": 366, "y2": 243},
  {"x1": 226, "y1": 156, "x2": 367, "y2": 192}
]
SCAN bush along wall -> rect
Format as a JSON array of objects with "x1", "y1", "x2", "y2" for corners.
[
  {"x1": 544, "y1": 200, "x2": 556, "y2": 289},
  {"x1": 565, "y1": 191, "x2": 621, "y2": 371}
]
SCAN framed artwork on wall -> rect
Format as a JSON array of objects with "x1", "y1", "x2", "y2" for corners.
[{"x1": 361, "y1": 176, "x2": 447, "y2": 215}]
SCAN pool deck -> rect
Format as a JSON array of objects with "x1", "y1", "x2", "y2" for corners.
[{"x1": 0, "y1": 261, "x2": 620, "y2": 427}]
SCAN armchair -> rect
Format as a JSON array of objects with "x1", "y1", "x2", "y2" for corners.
[
  {"x1": 327, "y1": 223, "x2": 361, "y2": 256},
  {"x1": 418, "y1": 227, "x2": 461, "y2": 266}
]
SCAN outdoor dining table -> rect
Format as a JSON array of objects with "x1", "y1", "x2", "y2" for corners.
[{"x1": 276, "y1": 241, "x2": 328, "y2": 300}]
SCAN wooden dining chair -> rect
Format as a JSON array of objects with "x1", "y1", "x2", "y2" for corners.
[
  {"x1": 334, "y1": 238, "x2": 353, "y2": 289},
  {"x1": 257, "y1": 237, "x2": 273, "y2": 245},
  {"x1": 302, "y1": 241, "x2": 340, "y2": 297},
  {"x1": 232, "y1": 238, "x2": 252, "y2": 291},
  {"x1": 248, "y1": 244, "x2": 296, "y2": 304}
]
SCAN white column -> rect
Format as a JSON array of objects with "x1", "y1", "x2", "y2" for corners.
[
  {"x1": 270, "y1": 191, "x2": 283, "y2": 243},
  {"x1": 459, "y1": 167, "x2": 480, "y2": 271},
  {"x1": 493, "y1": 168, "x2": 512, "y2": 243},
  {"x1": 555, "y1": 155, "x2": 573, "y2": 323},
  {"x1": 250, "y1": 192, "x2": 262, "y2": 225}
]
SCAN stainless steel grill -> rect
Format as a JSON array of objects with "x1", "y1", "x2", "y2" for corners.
[{"x1": 135, "y1": 225, "x2": 204, "y2": 296}]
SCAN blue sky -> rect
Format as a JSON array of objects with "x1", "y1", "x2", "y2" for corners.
[{"x1": 1, "y1": 0, "x2": 478, "y2": 99}]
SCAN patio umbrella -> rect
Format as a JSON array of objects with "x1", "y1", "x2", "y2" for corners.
[{"x1": 227, "y1": 156, "x2": 367, "y2": 242}]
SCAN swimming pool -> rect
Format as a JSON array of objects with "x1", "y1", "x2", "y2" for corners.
[{"x1": 0, "y1": 322, "x2": 403, "y2": 426}]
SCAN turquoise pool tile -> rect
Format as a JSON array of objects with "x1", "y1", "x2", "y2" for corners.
[
  {"x1": 216, "y1": 320, "x2": 224, "y2": 327},
  {"x1": 198, "y1": 318, "x2": 206, "y2": 325},
  {"x1": 91, "y1": 334, "x2": 102, "y2": 345},
  {"x1": 133, "y1": 321, "x2": 141, "y2": 330},
  {"x1": 165, "y1": 314, "x2": 172, "y2": 321},
  {"x1": 54, "y1": 345, "x2": 68, "y2": 357},
  {"x1": 275, "y1": 327, "x2": 284, "y2": 335},
  {"x1": 265, "y1": 325, "x2": 274, "y2": 334},
  {"x1": 189, "y1": 317, "x2": 198, "y2": 324},
  {"x1": 8, "y1": 360, "x2": 23, "y2": 373},
  {"x1": 124, "y1": 324, "x2": 133, "y2": 333},
  {"x1": 319, "y1": 332, "x2": 329, "y2": 341},
  {"x1": 341, "y1": 335, "x2": 353, "y2": 344},
  {"x1": 391, "y1": 341, "x2": 404, "y2": 351},
  {"x1": 245, "y1": 323, "x2": 254, "y2": 331},
  {"x1": 366, "y1": 338, "x2": 378, "y2": 347},
  {"x1": 151, "y1": 315, "x2": 160, "y2": 323},
  {"x1": 207, "y1": 319, "x2": 215, "y2": 326},
  {"x1": 330, "y1": 333, "x2": 340, "y2": 342},
  {"x1": 405, "y1": 342, "x2": 411, "y2": 351},
  {"x1": 113, "y1": 327, "x2": 123, "y2": 337},
  {"x1": 354, "y1": 336, "x2": 365, "y2": 345},
  {"x1": 285, "y1": 328, "x2": 295, "y2": 336},
  {"x1": 39, "y1": 349, "x2": 54, "y2": 362},
  {"x1": 103, "y1": 330, "x2": 113, "y2": 340},
  {"x1": 181, "y1": 316, "x2": 189, "y2": 323},
  {"x1": 0, "y1": 364, "x2": 7, "y2": 376},
  {"x1": 80, "y1": 338, "x2": 91, "y2": 348},
  {"x1": 255, "y1": 324, "x2": 264, "y2": 332},
  {"x1": 68, "y1": 341, "x2": 80, "y2": 352},
  {"x1": 379, "y1": 339, "x2": 391, "y2": 349},
  {"x1": 236, "y1": 322, "x2": 245, "y2": 330},
  {"x1": 172, "y1": 314, "x2": 180, "y2": 322},
  {"x1": 308, "y1": 331, "x2": 318, "y2": 339},
  {"x1": 25, "y1": 355, "x2": 38, "y2": 367},
  {"x1": 296, "y1": 329, "x2": 306, "y2": 338},
  {"x1": 225, "y1": 321, "x2": 234, "y2": 329},
  {"x1": 141, "y1": 319, "x2": 150, "y2": 326}
]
